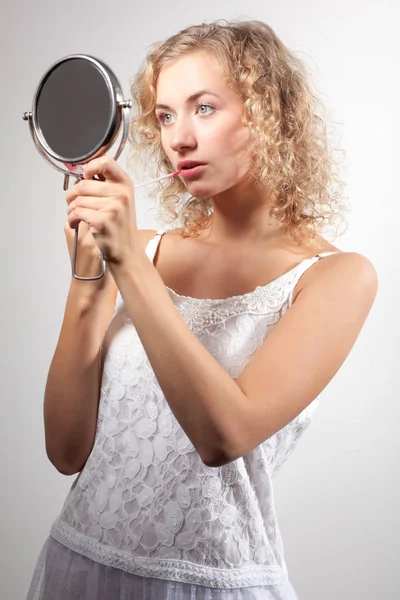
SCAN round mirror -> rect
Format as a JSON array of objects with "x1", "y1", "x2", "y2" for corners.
[{"x1": 23, "y1": 54, "x2": 132, "y2": 280}]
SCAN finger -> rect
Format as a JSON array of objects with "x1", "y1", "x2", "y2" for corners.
[
  {"x1": 68, "y1": 197, "x2": 122, "y2": 220},
  {"x1": 65, "y1": 180, "x2": 116, "y2": 205},
  {"x1": 64, "y1": 217, "x2": 89, "y2": 235},
  {"x1": 68, "y1": 207, "x2": 107, "y2": 231},
  {"x1": 83, "y1": 154, "x2": 127, "y2": 184},
  {"x1": 67, "y1": 196, "x2": 99, "y2": 215}
]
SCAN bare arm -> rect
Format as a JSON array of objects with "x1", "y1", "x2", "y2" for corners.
[
  {"x1": 109, "y1": 250, "x2": 378, "y2": 468},
  {"x1": 44, "y1": 280, "x2": 117, "y2": 475},
  {"x1": 43, "y1": 228, "x2": 156, "y2": 476}
]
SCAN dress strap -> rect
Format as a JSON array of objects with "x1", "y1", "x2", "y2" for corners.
[
  {"x1": 314, "y1": 251, "x2": 340, "y2": 259},
  {"x1": 145, "y1": 229, "x2": 167, "y2": 264},
  {"x1": 286, "y1": 251, "x2": 341, "y2": 307}
]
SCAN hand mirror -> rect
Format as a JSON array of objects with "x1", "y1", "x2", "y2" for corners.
[{"x1": 23, "y1": 54, "x2": 132, "y2": 281}]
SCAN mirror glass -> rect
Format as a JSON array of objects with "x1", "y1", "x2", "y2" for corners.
[{"x1": 35, "y1": 57, "x2": 114, "y2": 162}]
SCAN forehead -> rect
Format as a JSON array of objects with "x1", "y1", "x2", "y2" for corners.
[{"x1": 156, "y1": 51, "x2": 229, "y2": 98}]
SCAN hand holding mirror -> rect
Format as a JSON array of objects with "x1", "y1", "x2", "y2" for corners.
[{"x1": 23, "y1": 54, "x2": 181, "y2": 281}]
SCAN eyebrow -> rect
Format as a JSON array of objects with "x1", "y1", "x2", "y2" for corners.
[{"x1": 155, "y1": 90, "x2": 221, "y2": 110}]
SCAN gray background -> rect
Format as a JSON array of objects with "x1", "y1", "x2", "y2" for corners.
[{"x1": 1, "y1": 0, "x2": 398, "y2": 598}]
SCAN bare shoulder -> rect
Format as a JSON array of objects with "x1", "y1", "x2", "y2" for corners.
[{"x1": 299, "y1": 250, "x2": 379, "y2": 303}]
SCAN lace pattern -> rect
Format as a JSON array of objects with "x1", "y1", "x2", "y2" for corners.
[{"x1": 51, "y1": 229, "x2": 338, "y2": 588}]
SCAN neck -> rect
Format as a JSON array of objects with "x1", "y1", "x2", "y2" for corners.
[{"x1": 203, "y1": 182, "x2": 281, "y2": 246}]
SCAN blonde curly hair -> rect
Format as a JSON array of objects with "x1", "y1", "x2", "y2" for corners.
[{"x1": 127, "y1": 19, "x2": 350, "y2": 247}]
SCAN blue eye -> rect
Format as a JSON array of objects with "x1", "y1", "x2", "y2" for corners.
[
  {"x1": 157, "y1": 112, "x2": 175, "y2": 125},
  {"x1": 195, "y1": 103, "x2": 215, "y2": 116}
]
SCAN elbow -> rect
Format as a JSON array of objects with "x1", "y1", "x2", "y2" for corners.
[
  {"x1": 48, "y1": 456, "x2": 80, "y2": 476},
  {"x1": 56, "y1": 464, "x2": 79, "y2": 476},
  {"x1": 199, "y1": 429, "x2": 242, "y2": 469},
  {"x1": 46, "y1": 449, "x2": 84, "y2": 476},
  {"x1": 48, "y1": 456, "x2": 78, "y2": 476},
  {"x1": 55, "y1": 459, "x2": 84, "y2": 476},
  {"x1": 202, "y1": 454, "x2": 233, "y2": 468},
  {"x1": 200, "y1": 443, "x2": 238, "y2": 469},
  {"x1": 45, "y1": 436, "x2": 91, "y2": 476}
]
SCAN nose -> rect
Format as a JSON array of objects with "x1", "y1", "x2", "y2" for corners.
[{"x1": 168, "y1": 116, "x2": 197, "y2": 153}]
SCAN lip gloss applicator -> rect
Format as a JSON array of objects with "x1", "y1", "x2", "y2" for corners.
[
  {"x1": 63, "y1": 164, "x2": 182, "y2": 187},
  {"x1": 134, "y1": 170, "x2": 181, "y2": 188}
]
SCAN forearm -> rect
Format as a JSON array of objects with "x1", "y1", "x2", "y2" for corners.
[
  {"x1": 110, "y1": 254, "x2": 247, "y2": 467},
  {"x1": 44, "y1": 283, "x2": 116, "y2": 475}
]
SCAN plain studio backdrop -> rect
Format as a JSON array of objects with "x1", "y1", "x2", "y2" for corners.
[{"x1": 1, "y1": 1, "x2": 398, "y2": 599}]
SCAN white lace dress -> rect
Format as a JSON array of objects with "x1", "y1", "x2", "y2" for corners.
[{"x1": 26, "y1": 229, "x2": 338, "y2": 599}]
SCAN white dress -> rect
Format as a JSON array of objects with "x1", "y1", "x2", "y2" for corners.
[{"x1": 26, "y1": 229, "x2": 339, "y2": 599}]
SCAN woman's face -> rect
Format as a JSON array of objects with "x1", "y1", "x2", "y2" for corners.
[{"x1": 155, "y1": 50, "x2": 254, "y2": 198}]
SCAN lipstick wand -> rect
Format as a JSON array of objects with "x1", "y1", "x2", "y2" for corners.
[
  {"x1": 63, "y1": 163, "x2": 182, "y2": 188},
  {"x1": 134, "y1": 170, "x2": 182, "y2": 188}
]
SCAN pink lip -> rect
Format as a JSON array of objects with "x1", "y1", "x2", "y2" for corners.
[{"x1": 179, "y1": 164, "x2": 207, "y2": 178}]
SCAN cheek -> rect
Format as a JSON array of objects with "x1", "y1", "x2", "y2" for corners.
[
  {"x1": 222, "y1": 127, "x2": 253, "y2": 173},
  {"x1": 217, "y1": 119, "x2": 250, "y2": 151},
  {"x1": 235, "y1": 125, "x2": 253, "y2": 152},
  {"x1": 160, "y1": 132, "x2": 170, "y2": 158}
]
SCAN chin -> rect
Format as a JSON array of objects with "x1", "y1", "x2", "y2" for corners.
[
  {"x1": 183, "y1": 183, "x2": 213, "y2": 199},
  {"x1": 187, "y1": 179, "x2": 232, "y2": 196}
]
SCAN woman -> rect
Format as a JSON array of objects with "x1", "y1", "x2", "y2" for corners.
[{"x1": 26, "y1": 19, "x2": 378, "y2": 600}]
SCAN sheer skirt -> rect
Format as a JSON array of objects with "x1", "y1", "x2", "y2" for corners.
[{"x1": 25, "y1": 536, "x2": 300, "y2": 600}]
